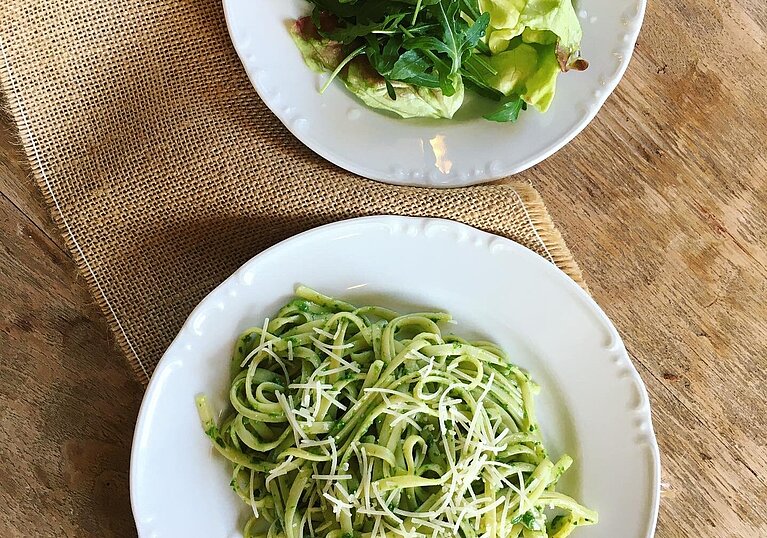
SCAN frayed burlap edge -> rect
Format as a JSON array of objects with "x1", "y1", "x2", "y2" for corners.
[
  {"x1": 1, "y1": 41, "x2": 151, "y2": 384},
  {"x1": 511, "y1": 183, "x2": 588, "y2": 294}
]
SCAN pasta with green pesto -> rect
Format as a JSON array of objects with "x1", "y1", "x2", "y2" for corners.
[{"x1": 196, "y1": 286, "x2": 597, "y2": 538}]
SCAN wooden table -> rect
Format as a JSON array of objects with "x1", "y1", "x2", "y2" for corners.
[{"x1": 1, "y1": 0, "x2": 765, "y2": 536}]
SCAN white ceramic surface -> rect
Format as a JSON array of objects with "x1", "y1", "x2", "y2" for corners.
[
  {"x1": 223, "y1": 0, "x2": 645, "y2": 186},
  {"x1": 131, "y1": 216, "x2": 660, "y2": 537}
]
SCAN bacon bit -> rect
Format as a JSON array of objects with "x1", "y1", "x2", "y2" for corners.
[
  {"x1": 317, "y1": 12, "x2": 339, "y2": 32},
  {"x1": 293, "y1": 15, "x2": 346, "y2": 69},
  {"x1": 293, "y1": 13, "x2": 382, "y2": 85},
  {"x1": 324, "y1": 42, "x2": 346, "y2": 69},
  {"x1": 570, "y1": 58, "x2": 589, "y2": 71},
  {"x1": 349, "y1": 56, "x2": 385, "y2": 84},
  {"x1": 294, "y1": 12, "x2": 339, "y2": 40},
  {"x1": 556, "y1": 46, "x2": 589, "y2": 72},
  {"x1": 294, "y1": 16, "x2": 321, "y2": 40}
]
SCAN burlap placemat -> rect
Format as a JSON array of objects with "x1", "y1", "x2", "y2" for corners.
[{"x1": 0, "y1": 1, "x2": 585, "y2": 385}]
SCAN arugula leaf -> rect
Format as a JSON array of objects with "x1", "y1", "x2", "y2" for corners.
[
  {"x1": 382, "y1": 34, "x2": 405, "y2": 66},
  {"x1": 411, "y1": 1, "x2": 490, "y2": 75},
  {"x1": 385, "y1": 80, "x2": 397, "y2": 100},
  {"x1": 510, "y1": 508, "x2": 543, "y2": 530},
  {"x1": 402, "y1": 35, "x2": 453, "y2": 58},
  {"x1": 323, "y1": 13, "x2": 406, "y2": 44},
  {"x1": 433, "y1": 0, "x2": 462, "y2": 73},
  {"x1": 483, "y1": 95, "x2": 527, "y2": 122},
  {"x1": 407, "y1": 23, "x2": 440, "y2": 35},
  {"x1": 390, "y1": 50, "x2": 441, "y2": 88},
  {"x1": 462, "y1": 12, "x2": 490, "y2": 55},
  {"x1": 460, "y1": 0, "x2": 481, "y2": 20},
  {"x1": 462, "y1": 72, "x2": 504, "y2": 100},
  {"x1": 365, "y1": 35, "x2": 401, "y2": 77}
]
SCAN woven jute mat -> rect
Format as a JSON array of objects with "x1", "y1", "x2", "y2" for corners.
[{"x1": 0, "y1": 1, "x2": 584, "y2": 385}]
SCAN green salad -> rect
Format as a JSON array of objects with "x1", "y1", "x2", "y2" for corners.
[
  {"x1": 289, "y1": 0, "x2": 587, "y2": 121},
  {"x1": 197, "y1": 287, "x2": 597, "y2": 537}
]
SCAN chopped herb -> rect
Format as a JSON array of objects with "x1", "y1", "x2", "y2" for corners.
[{"x1": 331, "y1": 420, "x2": 346, "y2": 434}]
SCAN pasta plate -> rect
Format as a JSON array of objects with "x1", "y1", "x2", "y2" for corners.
[{"x1": 130, "y1": 216, "x2": 660, "y2": 537}]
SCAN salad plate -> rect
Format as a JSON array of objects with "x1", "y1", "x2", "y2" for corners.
[
  {"x1": 223, "y1": 0, "x2": 645, "y2": 186},
  {"x1": 130, "y1": 215, "x2": 660, "y2": 537}
]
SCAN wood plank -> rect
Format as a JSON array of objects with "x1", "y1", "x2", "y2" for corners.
[
  {"x1": 0, "y1": 116, "x2": 140, "y2": 536},
  {"x1": 522, "y1": 0, "x2": 767, "y2": 532},
  {"x1": 0, "y1": 103, "x2": 67, "y2": 254}
]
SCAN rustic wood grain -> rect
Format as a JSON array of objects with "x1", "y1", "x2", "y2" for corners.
[
  {"x1": 0, "y1": 105, "x2": 142, "y2": 537},
  {"x1": 526, "y1": 0, "x2": 767, "y2": 535},
  {"x1": 1, "y1": 0, "x2": 766, "y2": 537}
]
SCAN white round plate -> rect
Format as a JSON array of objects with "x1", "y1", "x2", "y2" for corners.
[
  {"x1": 223, "y1": 0, "x2": 645, "y2": 186},
  {"x1": 131, "y1": 216, "x2": 660, "y2": 537}
]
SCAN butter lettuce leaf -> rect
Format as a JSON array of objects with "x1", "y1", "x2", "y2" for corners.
[
  {"x1": 476, "y1": 0, "x2": 585, "y2": 112},
  {"x1": 486, "y1": 41, "x2": 561, "y2": 112},
  {"x1": 290, "y1": 18, "x2": 464, "y2": 119},
  {"x1": 479, "y1": 0, "x2": 583, "y2": 55},
  {"x1": 346, "y1": 62, "x2": 464, "y2": 119}
]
